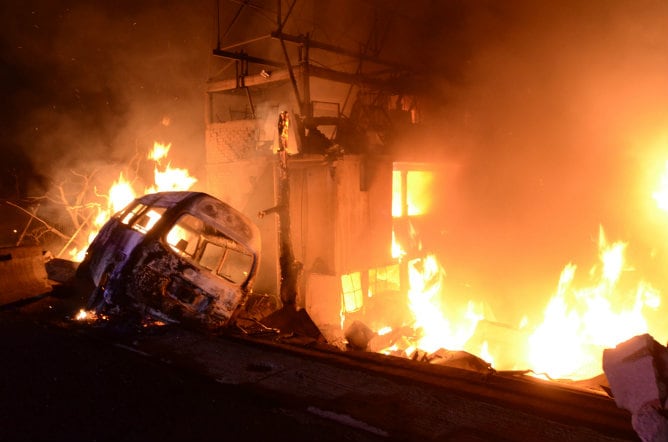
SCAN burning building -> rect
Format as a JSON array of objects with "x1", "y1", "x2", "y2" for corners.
[
  {"x1": 201, "y1": 0, "x2": 668, "y2": 396},
  {"x1": 188, "y1": 2, "x2": 668, "y2": 434},
  {"x1": 203, "y1": 4, "x2": 455, "y2": 351}
]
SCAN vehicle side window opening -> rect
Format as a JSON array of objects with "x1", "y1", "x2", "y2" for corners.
[
  {"x1": 165, "y1": 213, "x2": 254, "y2": 285},
  {"x1": 119, "y1": 203, "x2": 166, "y2": 234},
  {"x1": 133, "y1": 208, "x2": 166, "y2": 233},
  {"x1": 120, "y1": 203, "x2": 146, "y2": 225},
  {"x1": 219, "y1": 248, "x2": 253, "y2": 284},
  {"x1": 200, "y1": 241, "x2": 224, "y2": 271},
  {"x1": 166, "y1": 223, "x2": 200, "y2": 258}
]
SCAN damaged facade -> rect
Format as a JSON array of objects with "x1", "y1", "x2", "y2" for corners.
[{"x1": 203, "y1": 14, "x2": 444, "y2": 348}]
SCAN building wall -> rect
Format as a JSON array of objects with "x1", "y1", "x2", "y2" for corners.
[
  {"x1": 205, "y1": 120, "x2": 394, "y2": 305},
  {"x1": 205, "y1": 120, "x2": 263, "y2": 164},
  {"x1": 205, "y1": 120, "x2": 279, "y2": 296}
]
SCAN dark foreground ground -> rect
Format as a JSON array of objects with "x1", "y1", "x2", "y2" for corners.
[
  {"x1": 0, "y1": 289, "x2": 387, "y2": 442},
  {"x1": 0, "y1": 259, "x2": 638, "y2": 442}
]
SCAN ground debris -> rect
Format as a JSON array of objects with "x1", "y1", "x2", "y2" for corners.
[{"x1": 428, "y1": 348, "x2": 494, "y2": 374}]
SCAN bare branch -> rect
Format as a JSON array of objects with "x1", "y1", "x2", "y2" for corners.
[
  {"x1": 3, "y1": 200, "x2": 69, "y2": 240},
  {"x1": 15, "y1": 204, "x2": 38, "y2": 246},
  {"x1": 56, "y1": 209, "x2": 95, "y2": 258}
]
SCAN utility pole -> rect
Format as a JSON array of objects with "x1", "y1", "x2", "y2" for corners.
[{"x1": 276, "y1": 111, "x2": 299, "y2": 305}]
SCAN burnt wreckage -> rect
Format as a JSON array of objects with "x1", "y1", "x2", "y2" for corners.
[{"x1": 76, "y1": 191, "x2": 261, "y2": 329}]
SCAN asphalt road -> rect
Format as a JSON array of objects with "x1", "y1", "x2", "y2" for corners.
[
  {"x1": 0, "y1": 290, "x2": 388, "y2": 442},
  {"x1": 0, "y1": 262, "x2": 638, "y2": 442}
]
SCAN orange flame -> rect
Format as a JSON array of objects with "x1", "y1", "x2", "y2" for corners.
[
  {"x1": 68, "y1": 141, "x2": 196, "y2": 261},
  {"x1": 148, "y1": 141, "x2": 171, "y2": 164},
  {"x1": 527, "y1": 227, "x2": 660, "y2": 379},
  {"x1": 408, "y1": 255, "x2": 484, "y2": 352},
  {"x1": 376, "y1": 164, "x2": 667, "y2": 381},
  {"x1": 149, "y1": 163, "x2": 198, "y2": 192}
]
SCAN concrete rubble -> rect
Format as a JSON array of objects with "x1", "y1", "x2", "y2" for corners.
[{"x1": 603, "y1": 334, "x2": 668, "y2": 442}]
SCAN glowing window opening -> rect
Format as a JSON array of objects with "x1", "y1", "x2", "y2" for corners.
[
  {"x1": 368, "y1": 264, "x2": 401, "y2": 298},
  {"x1": 392, "y1": 169, "x2": 435, "y2": 218},
  {"x1": 341, "y1": 272, "x2": 363, "y2": 313},
  {"x1": 120, "y1": 202, "x2": 146, "y2": 225},
  {"x1": 132, "y1": 208, "x2": 165, "y2": 234},
  {"x1": 120, "y1": 203, "x2": 166, "y2": 235},
  {"x1": 218, "y1": 249, "x2": 253, "y2": 284}
]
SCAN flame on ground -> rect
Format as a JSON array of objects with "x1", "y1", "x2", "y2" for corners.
[
  {"x1": 527, "y1": 228, "x2": 661, "y2": 380},
  {"x1": 358, "y1": 163, "x2": 666, "y2": 381},
  {"x1": 377, "y1": 225, "x2": 661, "y2": 380}
]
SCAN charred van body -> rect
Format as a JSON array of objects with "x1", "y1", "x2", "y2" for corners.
[{"x1": 75, "y1": 191, "x2": 261, "y2": 329}]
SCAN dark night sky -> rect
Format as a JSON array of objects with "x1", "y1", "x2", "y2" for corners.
[
  {"x1": 0, "y1": 0, "x2": 214, "y2": 198},
  {"x1": 3, "y1": 0, "x2": 668, "y2": 320}
]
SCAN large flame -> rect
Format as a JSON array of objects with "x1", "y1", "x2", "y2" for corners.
[
  {"x1": 372, "y1": 164, "x2": 665, "y2": 381},
  {"x1": 407, "y1": 255, "x2": 483, "y2": 353},
  {"x1": 380, "y1": 167, "x2": 486, "y2": 359},
  {"x1": 527, "y1": 227, "x2": 660, "y2": 379},
  {"x1": 68, "y1": 141, "x2": 197, "y2": 261}
]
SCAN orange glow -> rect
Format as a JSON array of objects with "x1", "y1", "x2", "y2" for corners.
[
  {"x1": 392, "y1": 169, "x2": 434, "y2": 217},
  {"x1": 149, "y1": 163, "x2": 198, "y2": 193},
  {"x1": 68, "y1": 141, "x2": 197, "y2": 262},
  {"x1": 148, "y1": 141, "x2": 171, "y2": 163},
  {"x1": 366, "y1": 163, "x2": 667, "y2": 381},
  {"x1": 653, "y1": 160, "x2": 668, "y2": 212},
  {"x1": 391, "y1": 230, "x2": 405, "y2": 259},
  {"x1": 74, "y1": 308, "x2": 107, "y2": 321},
  {"x1": 375, "y1": 224, "x2": 661, "y2": 380},
  {"x1": 109, "y1": 172, "x2": 137, "y2": 214},
  {"x1": 407, "y1": 171, "x2": 434, "y2": 216},
  {"x1": 526, "y1": 227, "x2": 660, "y2": 379},
  {"x1": 382, "y1": 166, "x2": 485, "y2": 358},
  {"x1": 407, "y1": 255, "x2": 483, "y2": 352},
  {"x1": 479, "y1": 341, "x2": 494, "y2": 366},
  {"x1": 341, "y1": 272, "x2": 363, "y2": 313}
]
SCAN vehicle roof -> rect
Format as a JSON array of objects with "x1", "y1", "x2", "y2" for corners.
[
  {"x1": 136, "y1": 191, "x2": 201, "y2": 206},
  {"x1": 136, "y1": 191, "x2": 261, "y2": 254}
]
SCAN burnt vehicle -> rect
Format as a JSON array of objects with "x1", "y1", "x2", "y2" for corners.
[{"x1": 75, "y1": 191, "x2": 261, "y2": 329}]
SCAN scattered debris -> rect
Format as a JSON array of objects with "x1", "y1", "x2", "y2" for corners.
[
  {"x1": 344, "y1": 320, "x2": 377, "y2": 350},
  {"x1": 428, "y1": 348, "x2": 494, "y2": 374}
]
